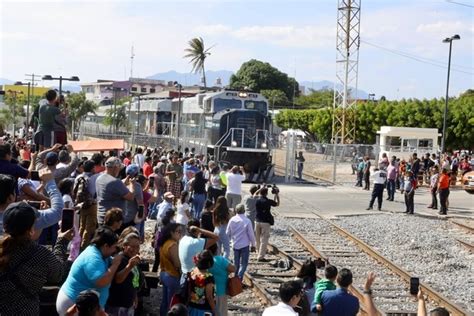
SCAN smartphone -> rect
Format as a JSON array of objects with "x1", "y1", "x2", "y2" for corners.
[
  {"x1": 137, "y1": 205, "x2": 144, "y2": 218},
  {"x1": 27, "y1": 201, "x2": 42, "y2": 209},
  {"x1": 148, "y1": 176, "x2": 155, "y2": 189},
  {"x1": 30, "y1": 144, "x2": 36, "y2": 153},
  {"x1": 61, "y1": 208, "x2": 75, "y2": 232},
  {"x1": 30, "y1": 170, "x2": 40, "y2": 181},
  {"x1": 409, "y1": 277, "x2": 420, "y2": 295}
]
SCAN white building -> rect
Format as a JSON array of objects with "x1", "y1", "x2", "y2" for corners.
[{"x1": 377, "y1": 126, "x2": 440, "y2": 158}]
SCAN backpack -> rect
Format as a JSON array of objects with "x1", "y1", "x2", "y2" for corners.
[{"x1": 73, "y1": 175, "x2": 94, "y2": 209}]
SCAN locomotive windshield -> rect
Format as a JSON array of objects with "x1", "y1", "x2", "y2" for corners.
[
  {"x1": 244, "y1": 100, "x2": 267, "y2": 114},
  {"x1": 213, "y1": 98, "x2": 242, "y2": 112}
]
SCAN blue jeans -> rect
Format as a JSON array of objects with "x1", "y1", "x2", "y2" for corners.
[
  {"x1": 160, "y1": 271, "x2": 180, "y2": 316},
  {"x1": 215, "y1": 224, "x2": 230, "y2": 259},
  {"x1": 192, "y1": 193, "x2": 206, "y2": 219},
  {"x1": 387, "y1": 179, "x2": 396, "y2": 200},
  {"x1": 233, "y1": 245, "x2": 250, "y2": 280}
]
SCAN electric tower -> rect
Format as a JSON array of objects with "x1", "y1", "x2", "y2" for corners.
[{"x1": 331, "y1": 0, "x2": 361, "y2": 144}]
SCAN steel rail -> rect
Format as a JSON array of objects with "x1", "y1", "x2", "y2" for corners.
[
  {"x1": 312, "y1": 213, "x2": 468, "y2": 316},
  {"x1": 449, "y1": 219, "x2": 474, "y2": 233},
  {"x1": 288, "y1": 226, "x2": 376, "y2": 316}
]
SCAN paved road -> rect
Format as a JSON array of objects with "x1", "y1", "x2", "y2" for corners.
[{"x1": 243, "y1": 178, "x2": 474, "y2": 220}]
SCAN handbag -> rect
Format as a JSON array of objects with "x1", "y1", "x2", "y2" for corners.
[{"x1": 227, "y1": 275, "x2": 243, "y2": 297}]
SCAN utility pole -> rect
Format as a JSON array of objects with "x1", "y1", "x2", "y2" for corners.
[
  {"x1": 130, "y1": 45, "x2": 135, "y2": 79},
  {"x1": 24, "y1": 74, "x2": 42, "y2": 126}
]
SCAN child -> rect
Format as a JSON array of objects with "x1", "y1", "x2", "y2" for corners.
[
  {"x1": 312, "y1": 265, "x2": 338, "y2": 313},
  {"x1": 200, "y1": 199, "x2": 215, "y2": 232}
]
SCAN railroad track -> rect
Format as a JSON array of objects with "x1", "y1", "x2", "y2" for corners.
[
  {"x1": 243, "y1": 216, "x2": 469, "y2": 316},
  {"x1": 448, "y1": 219, "x2": 474, "y2": 253},
  {"x1": 273, "y1": 164, "x2": 334, "y2": 186}
]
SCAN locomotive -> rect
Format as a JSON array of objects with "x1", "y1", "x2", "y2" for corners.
[{"x1": 178, "y1": 90, "x2": 272, "y2": 174}]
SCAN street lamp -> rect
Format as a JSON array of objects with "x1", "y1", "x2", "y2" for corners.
[
  {"x1": 174, "y1": 81, "x2": 182, "y2": 151},
  {"x1": 42, "y1": 75, "x2": 80, "y2": 100},
  {"x1": 14, "y1": 81, "x2": 31, "y2": 127},
  {"x1": 440, "y1": 34, "x2": 460, "y2": 154},
  {"x1": 368, "y1": 93, "x2": 375, "y2": 102}
]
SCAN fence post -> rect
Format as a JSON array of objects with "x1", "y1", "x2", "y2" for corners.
[{"x1": 332, "y1": 143, "x2": 337, "y2": 183}]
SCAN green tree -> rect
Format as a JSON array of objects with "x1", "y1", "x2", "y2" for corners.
[
  {"x1": 295, "y1": 89, "x2": 334, "y2": 108},
  {"x1": 260, "y1": 89, "x2": 290, "y2": 109},
  {"x1": 184, "y1": 37, "x2": 212, "y2": 88},
  {"x1": 103, "y1": 97, "x2": 131, "y2": 132},
  {"x1": 229, "y1": 59, "x2": 299, "y2": 100},
  {"x1": 1, "y1": 93, "x2": 27, "y2": 134},
  {"x1": 66, "y1": 92, "x2": 98, "y2": 139},
  {"x1": 275, "y1": 92, "x2": 474, "y2": 149}
]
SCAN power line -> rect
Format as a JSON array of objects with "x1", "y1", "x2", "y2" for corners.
[
  {"x1": 445, "y1": 0, "x2": 474, "y2": 8},
  {"x1": 361, "y1": 40, "x2": 474, "y2": 75}
]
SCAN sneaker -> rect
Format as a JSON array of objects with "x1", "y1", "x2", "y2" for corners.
[
  {"x1": 366, "y1": 207, "x2": 373, "y2": 210},
  {"x1": 438, "y1": 211, "x2": 447, "y2": 215},
  {"x1": 378, "y1": 208, "x2": 382, "y2": 211},
  {"x1": 427, "y1": 205, "x2": 433, "y2": 208}
]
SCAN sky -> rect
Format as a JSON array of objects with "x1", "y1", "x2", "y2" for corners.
[{"x1": 0, "y1": 0, "x2": 473, "y2": 100}]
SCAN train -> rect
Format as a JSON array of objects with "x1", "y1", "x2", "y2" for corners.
[
  {"x1": 178, "y1": 90, "x2": 272, "y2": 174},
  {"x1": 81, "y1": 89, "x2": 273, "y2": 178}
]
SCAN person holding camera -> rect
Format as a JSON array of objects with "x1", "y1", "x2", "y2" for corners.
[
  {"x1": 225, "y1": 165, "x2": 245, "y2": 210},
  {"x1": 255, "y1": 186, "x2": 279, "y2": 262},
  {"x1": 35, "y1": 143, "x2": 80, "y2": 184}
]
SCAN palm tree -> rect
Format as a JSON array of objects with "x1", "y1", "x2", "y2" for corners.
[{"x1": 184, "y1": 37, "x2": 212, "y2": 88}]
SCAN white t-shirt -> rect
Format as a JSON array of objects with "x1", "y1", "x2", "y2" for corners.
[
  {"x1": 263, "y1": 302, "x2": 298, "y2": 316},
  {"x1": 176, "y1": 202, "x2": 190, "y2": 225},
  {"x1": 226, "y1": 173, "x2": 245, "y2": 195},
  {"x1": 134, "y1": 154, "x2": 145, "y2": 168}
]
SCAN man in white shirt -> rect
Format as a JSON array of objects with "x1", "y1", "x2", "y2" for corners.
[
  {"x1": 226, "y1": 204, "x2": 256, "y2": 280},
  {"x1": 134, "y1": 147, "x2": 145, "y2": 169},
  {"x1": 262, "y1": 280, "x2": 302, "y2": 316},
  {"x1": 225, "y1": 165, "x2": 246, "y2": 210},
  {"x1": 366, "y1": 167, "x2": 387, "y2": 211}
]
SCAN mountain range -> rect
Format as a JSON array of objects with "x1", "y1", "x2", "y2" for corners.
[{"x1": 2, "y1": 71, "x2": 369, "y2": 98}]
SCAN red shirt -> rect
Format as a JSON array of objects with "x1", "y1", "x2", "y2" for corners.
[
  {"x1": 143, "y1": 162, "x2": 153, "y2": 178},
  {"x1": 439, "y1": 174, "x2": 450, "y2": 189},
  {"x1": 123, "y1": 157, "x2": 131, "y2": 166}
]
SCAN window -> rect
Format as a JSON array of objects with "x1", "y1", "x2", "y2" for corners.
[
  {"x1": 213, "y1": 98, "x2": 242, "y2": 112},
  {"x1": 150, "y1": 88, "x2": 156, "y2": 93},
  {"x1": 141, "y1": 87, "x2": 147, "y2": 93},
  {"x1": 131, "y1": 87, "x2": 137, "y2": 92},
  {"x1": 244, "y1": 100, "x2": 267, "y2": 114}
]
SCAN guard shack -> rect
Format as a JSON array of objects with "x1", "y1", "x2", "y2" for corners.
[{"x1": 376, "y1": 126, "x2": 440, "y2": 158}]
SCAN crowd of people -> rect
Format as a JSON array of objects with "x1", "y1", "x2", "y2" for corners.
[
  {"x1": 356, "y1": 151, "x2": 473, "y2": 215},
  {"x1": 0, "y1": 89, "x2": 460, "y2": 316},
  {"x1": 0, "y1": 90, "x2": 283, "y2": 316}
]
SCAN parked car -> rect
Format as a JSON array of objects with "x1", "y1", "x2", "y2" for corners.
[{"x1": 461, "y1": 170, "x2": 474, "y2": 194}]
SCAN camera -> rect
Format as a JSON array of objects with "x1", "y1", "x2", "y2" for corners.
[{"x1": 267, "y1": 184, "x2": 279, "y2": 195}]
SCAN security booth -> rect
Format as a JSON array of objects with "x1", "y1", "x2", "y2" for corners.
[{"x1": 376, "y1": 126, "x2": 440, "y2": 159}]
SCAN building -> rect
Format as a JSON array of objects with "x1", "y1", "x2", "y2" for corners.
[
  {"x1": 1, "y1": 85, "x2": 50, "y2": 98},
  {"x1": 377, "y1": 126, "x2": 440, "y2": 158},
  {"x1": 80, "y1": 78, "x2": 168, "y2": 104}
]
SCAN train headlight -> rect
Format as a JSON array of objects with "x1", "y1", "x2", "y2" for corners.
[
  {"x1": 261, "y1": 142, "x2": 267, "y2": 149},
  {"x1": 231, "y1": 141, "x2": 237, "y2": 147}
]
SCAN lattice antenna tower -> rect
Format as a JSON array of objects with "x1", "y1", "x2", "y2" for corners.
[{"x1": 331, "y1": 0, "x2": 361, "y2": 144}]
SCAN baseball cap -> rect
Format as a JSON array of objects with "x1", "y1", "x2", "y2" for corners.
[
  {"x1": 46, "y1": 152, "x2": 59, "y2": 166},
  {"x1": 126, "y1": 164, "x2": 139, "y2": 177},
  {"x1": 3, "y1": 201, "x2": 40, "y2": 236},
  {"x1": 105, "y1": 157, "x2": 121, "y2": 168}
]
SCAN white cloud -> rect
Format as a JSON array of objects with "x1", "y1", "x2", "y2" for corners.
[{"x1": 416, "y1": 21, "x2": 473, "y2": 36}]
